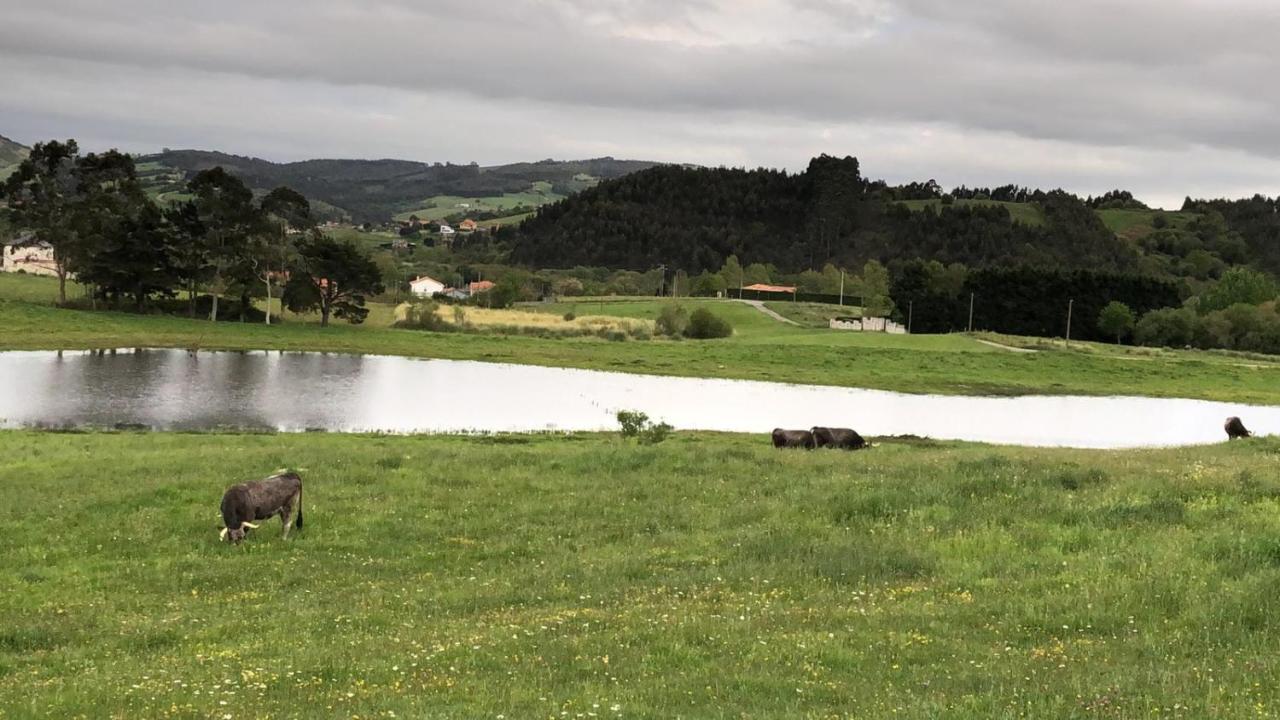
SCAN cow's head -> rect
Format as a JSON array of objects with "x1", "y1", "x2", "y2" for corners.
[{"x1": 219, "y1": 521, "x2": 260, "y2": 544}]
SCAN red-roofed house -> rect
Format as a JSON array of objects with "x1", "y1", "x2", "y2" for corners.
[
  {"x1": 742, "y1": 283, "x2": 796, "y2": 294},
  {"x1": 468, "y1": 280, "x2": 495, "y2": 294},
  {"x1": 458, "y1": 219, "x2": 478, "y2": 232}
]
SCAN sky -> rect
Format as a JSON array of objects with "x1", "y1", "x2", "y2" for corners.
[{"x1": 2, "y1": 0, "x2": 1279, "y2": 208}]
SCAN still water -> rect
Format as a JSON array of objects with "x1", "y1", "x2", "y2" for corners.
[{"x1": 1, "y1": 349, "x2": 1276, "y2": 448}]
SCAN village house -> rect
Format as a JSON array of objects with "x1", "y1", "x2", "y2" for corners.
[
  {"x1": 409, "y1": 274, "x2": 446, "y2": 297},
  {"x1": 458, "y1": 219, "x2": 478, "y2": 233},
  {"x1": 468, "y1": 280, "x2": 495, "y2": 294},
  {"x1": 438, "y1": 224, "x2": 457, "y2": 247},
  {"x1": 2, "y1": 238, "x2": 59, "y2": 277}
]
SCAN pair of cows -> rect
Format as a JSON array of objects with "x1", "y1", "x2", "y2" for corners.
[{"x1": 772, "y1": 426, "x2": 867, "y2": 450}]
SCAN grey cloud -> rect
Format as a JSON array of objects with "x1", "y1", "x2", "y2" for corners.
[{"x1": 2, "y1": 0, "x2": 1280, "y2": 206}]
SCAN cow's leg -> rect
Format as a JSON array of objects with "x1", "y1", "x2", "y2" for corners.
[{"x1": 281, "y1": 490, "x2": 301, "y2": 539}]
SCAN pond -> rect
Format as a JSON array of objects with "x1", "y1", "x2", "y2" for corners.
[{"x1": 1, "y1": 349, "x2": 1277, "y2": 449}]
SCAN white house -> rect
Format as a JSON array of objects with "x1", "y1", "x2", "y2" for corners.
[
  {"x1": 2, "y1": 239, "x2": 59, "y2": 277},
  {"x1": 409, "y1": 274, "x2": 446, "y2": 297}
]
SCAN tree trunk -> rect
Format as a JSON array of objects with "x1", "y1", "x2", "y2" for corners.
[
  {"x1": 188, "y1": 283, "x2": 196, "y2": 318},
  {"x1": 210, "y1": 291, "x2": 219, "y2": 323},
  {"x1": 320, "y1": 300, "x2": 330, "y2": 328},
  {"x1": 57, "y1": 266, "x2": 67, "y2": 306},
  {"x1": 264, "y1": 277, "x2": 272, "y2": 325},
  {"x1": 239, "y1": 290, "x2": 249, "y2": 322}
]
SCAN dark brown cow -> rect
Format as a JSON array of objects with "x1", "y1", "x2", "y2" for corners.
[
  {"x1": 812, "y1": 427, "x2": 868, "y2": 450},
  {"x1": 1225, "y1": 416, "x2": 1252, "y2": 440},
  {"x1": 220, "y1": 472, "x2": 304, "y2": 544},
  {"x1": 772, "y1": 428, "x2": 816, "y2": 449}
]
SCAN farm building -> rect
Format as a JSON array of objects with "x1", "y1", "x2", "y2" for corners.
[
  {"x1": 409, "y1": 275, "x2": 446, "y2": 297},
  {"x1": 2, "y1": 239, "x2": 59, "y2": 277}
]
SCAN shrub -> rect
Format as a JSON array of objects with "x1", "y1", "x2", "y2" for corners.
[
  {"x1": 616, "y1": 410, "x2": 649, "y2": 438},
  {"x1": 655, "y1": 304, "x2": 688, "y2": 337},
  {"x1": 616, "y1": 410, "x2": 673, "y2": 444},
  {"x1": 563, "y1": 310, "x2": 576, "y2": 321},
  {"x1": 1135, "y1": 306, "x2": 1200, "y2": 348},
  {"x1": 395, "y1": 300, "x2": 454, "y2": 331},
  {"x1": 684, "y1": 307, "x2": 733, "y2": 339}
]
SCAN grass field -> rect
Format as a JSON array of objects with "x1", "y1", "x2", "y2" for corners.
[
  {"x1": 392, "y1": 182, "x2": 565, "y2": 223},
  {"x1": 1096, "y1": 209, "x2": 1199, "y2": 241},
  {"x1": 898, "y1": 199, "x2": 1045, "y2": 226},
  {"x1": 5, "y1": 275, "x2": 1280, "y2": 403},
  {"x1": 762, "y1": 301, "x2": 863, "y2": 328},
  {"x1": 5, "y1": 430, "x2": 1280, "y2": 717}
]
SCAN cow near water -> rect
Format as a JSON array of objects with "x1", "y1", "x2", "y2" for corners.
[
  {"x1": 772, "y1": 428, "x2": 816, "y2": 449},
  {"x1": 1225, "y1": 416, "x2": 1252, "y2": 440},
  {"x1": 812, "y1": 427, "x2": 868, "y2": 450},
  {"x1": 220, "y1": 471, "x2": 304, "y2": 544}
]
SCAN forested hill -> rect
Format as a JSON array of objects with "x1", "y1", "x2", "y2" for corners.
[
  {"x1": 506, "y1": 155, "x2": 1278, "y2": 280},
  {"x1": 137, "y1": 150, "x2": 660, "y2": 222},
  {"x1": 507, "y1": 156, "x2": 1137, "y2": 274}
]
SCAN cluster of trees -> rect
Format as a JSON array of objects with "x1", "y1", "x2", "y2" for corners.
[
  {"x1": 888, "y1": 262, "x2": 1182, "y2": 341},
  {"x1": 3, "y1": 140, "x2": 382, "y2": 326},
  {"x1": 1121, "y1": 268, "x2": 1280, "y2": 353},
  {"x1": 506, "y1": 156, "x2": 1145, "y2": 277}
]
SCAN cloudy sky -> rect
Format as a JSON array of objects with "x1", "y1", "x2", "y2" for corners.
[{"x1": 2, "y1": 0, "x2": 1277, "y2": 207}]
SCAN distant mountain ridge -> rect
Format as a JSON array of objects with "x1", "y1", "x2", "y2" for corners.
[{"x1": 136, "y1": 149, "x2": 661, "y2": 222}]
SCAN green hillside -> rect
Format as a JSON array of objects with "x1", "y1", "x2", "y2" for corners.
[
  {"x1": 134, "y1": 150, "x2": 659, "y2": 222},
  {"x1": 0, "y1": 135, "x2": 29, "y2": 180}
]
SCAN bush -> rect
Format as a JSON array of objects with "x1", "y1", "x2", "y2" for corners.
[
  {"x1": 655, "y1": 304, "x2": 688, "y2": 337},
  {"x1": 563, "y1": 311, "x2": 576, "y2": 321},
  {"x1": 616, "y1": 410, "x2": 649, "y2": 438},
  {"x1": 684, "y1": 307, "x2": 733, "y2": 339},
  {"x1": 394, "y1": 300, "x2": 454, "y2": 331},
  {"x1": 1135, "y1": 306, "x2": 1199, "y2": 348},
  {"x1": 616, "y1": 410, "x2": 673, "y2": 444}
]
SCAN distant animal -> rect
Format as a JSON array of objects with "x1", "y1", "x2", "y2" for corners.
[
  {"x1": 220, "y1": 472, "x2": 304, "y2": 544},
  {"x1": 1224, "y1": 416, "x2": 1252, "y2": 440},
  {"x1": 812, "y1": 427, "x2": 868, "y2": 450},
  {"x1": 772, "y1": 428, "x2": 816, "y2": 449}
]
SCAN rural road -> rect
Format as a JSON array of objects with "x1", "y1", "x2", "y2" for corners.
[{"x1": 735, "y1": 299, "x2": 800, "y2": 325}]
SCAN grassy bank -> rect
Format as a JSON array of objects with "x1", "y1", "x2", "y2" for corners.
[
  {"x1": 4, "y1": 430, "x2": 1280, "y2": 717},
  {"x1": 4, "y1": 275, "x2": 1280, "y2": 403}
]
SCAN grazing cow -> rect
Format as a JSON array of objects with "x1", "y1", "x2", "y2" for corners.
[
  {"x1": 772, "y1": 428, "x2": 816, "y2": 449},
  {"x1": 1225, "y1": 416, "x2": 1252, "y2": 440},
  {"x1": 812, "y1": 426, "x2": 868, "y2": 450},
  {"x1": 220, "y1": 472, "x2": 304, "y2": 544}
]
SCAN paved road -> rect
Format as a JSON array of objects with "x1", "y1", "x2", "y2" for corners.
[{"x1": 735, "y1": 299, "x2": 801, "y2": 326}]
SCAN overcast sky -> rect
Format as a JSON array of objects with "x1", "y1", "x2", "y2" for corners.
[{"x1": 2, "y1": 0, "x2": 1278, "y2": 208}]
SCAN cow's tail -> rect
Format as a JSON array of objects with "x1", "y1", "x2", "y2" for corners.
[{"x1": 295, "y1": 482, "x2": 304, "y2": 529}]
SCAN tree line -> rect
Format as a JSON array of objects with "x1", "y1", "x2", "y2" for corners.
[{"x1": 3, "y1": 140, "x2": 382, "y2": 326}]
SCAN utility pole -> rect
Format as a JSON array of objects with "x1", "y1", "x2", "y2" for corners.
[
  {"x1": 967, "y1": 292, "x2": 975, "y2": 333},
  {"x1": 908, "y1": 300, "x2": 914, "y2": 334},
  {"x1": 1065, "y1": 298, "x2": 1074, "y2": 345},
  {"x1": 839, "y1": 271, "x2": 845, "y2": 307},
  {"x1": 656, "y1": 264, "x2": 666, "y2": 298}
]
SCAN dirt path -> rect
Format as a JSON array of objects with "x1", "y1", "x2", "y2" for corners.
[
  {"x1": 735, "y1": 299, "x2": 801, "y2": 326},
  {"x1": 975, "y1": 338, "x2": 1038, "y2": 353}
]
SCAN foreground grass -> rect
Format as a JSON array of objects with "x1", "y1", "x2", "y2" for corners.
[
  {"x1": 5, "y1": 431, "x2": 1280, "y2": 718},
  {"x1": 5, "y1": 275, "x2": 1280, "y2": 403}
]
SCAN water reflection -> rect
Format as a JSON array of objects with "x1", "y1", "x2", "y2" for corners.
[{"x1": 0, "y1": 349, "x2": 1277, "y2": 449}]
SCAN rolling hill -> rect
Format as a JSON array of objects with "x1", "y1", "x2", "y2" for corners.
[
  {"x1": 0, "y1": 135, "x2": 29, "y2": 180},
  {"x1": 135, "y1": 150, "x2": 660, "y2": 223}
]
